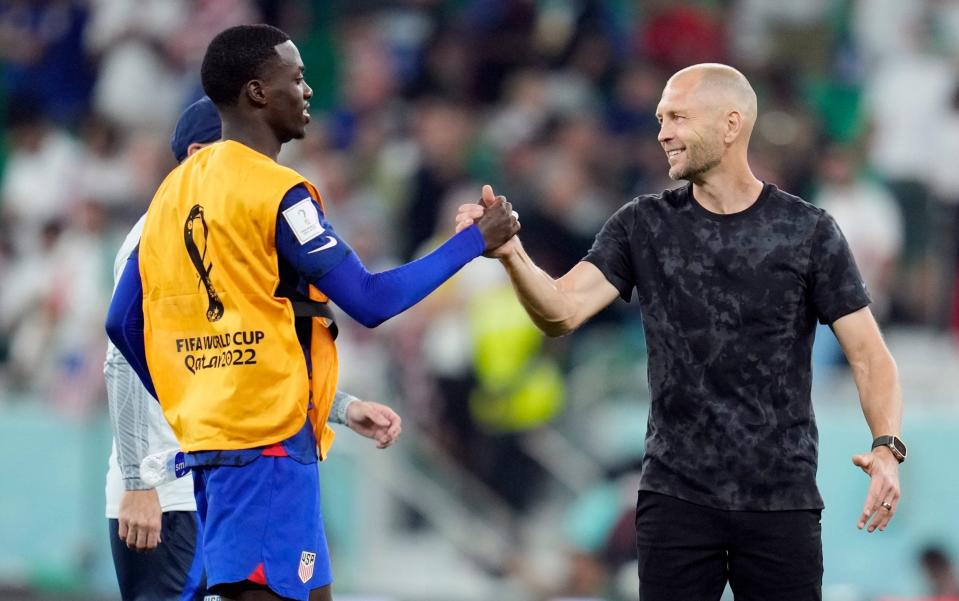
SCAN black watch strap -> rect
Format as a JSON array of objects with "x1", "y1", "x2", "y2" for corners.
[{"x1": 871, "y1": 435, "x2": 906, "y2": 463}]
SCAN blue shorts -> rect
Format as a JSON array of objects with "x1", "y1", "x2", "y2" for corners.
[{"x1": 192, "y1": 456, "x2": 331, "y2": 601}]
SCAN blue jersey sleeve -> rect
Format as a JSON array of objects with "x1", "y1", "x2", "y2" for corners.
[
  {"x1": 104, "y1": 249, "x2": 158, "y2": 399},
  {"x1": 275, "y1": 184, "x2": 486, "y2": 328},
  {"x1": 275, "y1": 185, "x2": 352, "y2": 281},
  {"x1": 314, "y1": 228, "x2": 484, "y2": 328}
]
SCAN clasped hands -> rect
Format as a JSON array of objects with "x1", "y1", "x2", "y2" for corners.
[{"x1": 458, "y1": 185, "x2": 520, "y2": 257}]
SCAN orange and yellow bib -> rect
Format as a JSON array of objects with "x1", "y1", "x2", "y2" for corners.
[{"x1": 140, "y1": 140, "x2": 337, "y2": 457}]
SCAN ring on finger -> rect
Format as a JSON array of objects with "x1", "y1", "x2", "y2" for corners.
[{"x1": 881, "y1": 501, "x2": 892, "y2": 510}]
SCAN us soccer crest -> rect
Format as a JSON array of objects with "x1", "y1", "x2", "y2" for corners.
[{"x1": 298, "y1": 551, "x2": 317, "y2": 583}]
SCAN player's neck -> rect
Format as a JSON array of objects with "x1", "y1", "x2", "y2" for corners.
[
  {"x1": 690, "y1": 160, "x2": 763, "y2": 215},
  {"x1": 220, "y1": 120, "x2": 281, "y2": 161}
]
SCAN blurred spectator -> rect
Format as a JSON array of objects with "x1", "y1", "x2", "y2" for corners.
[
  {"x1": 405, "y1": 21, "x2": 473, "y2": 102},
  {"x1": 165, "y1": 0, "x2": 259, "y2": 70},
  {"x1": 861, "y1": 14, "x2": 956, "y2": 323},
  {"x1": 750, "y1": 63, "x2": 821, "y2": 196},
  {"x1": 44, "y1": 200, "x2": 111, "y2": 417},
  {"x1": 0, "y1": 0, "x2": 95, "y2": 124},
  {"x1": 853, "y1": 0, "x2": 929, "y2": 65},
  {"x1": 0, "y1": 197, "x2": 109, "y2": 414},
  {"x1": 605, "y1": 64, "x2": 662, "y2": 139},
  {"x1": 729, "y1": 0, "x2": 836, "y2": 71},
  {"x1": 638, "y1": 1, "x2": 725, "y2": 72},
  {"x1": 85, "y1": 0, "x2": 188, "y2": 131},
  {"x1": 521, "y1": 150, "x2": 609, "y2": 276},
  {"x1": 928, "y1": 82, "x2": 959, "y2": 329},
  {"x1": 72, "y1": 113, "x2": 139, "y2": 210},
  {"x1": 0, "y1": 219, "x2": 63, "y2": 391},
  {"x1": 463, "y1": 0, "x2": 536, "y2": 104},
  {"x1": 516, "y1": 457, "x2": 643, "y2": 601},
  {"x1": 813, "y1": 145, "x2": 903, "y2": 322},
  {"x1": 402, "y1": 97, "x2": 475, "y2": 258},
  {"x1": 918, "y1": 545, "x2": 959, "y2": 599},
  {"x1": 328, "y1": 16, "x2": 399, "y2": 150},
  {"x1": 1, "y1": 99, "x2": 80, "y2": 255},
  {"x1": 464, "y1": 279, "x2": 563, "y2": 512}
]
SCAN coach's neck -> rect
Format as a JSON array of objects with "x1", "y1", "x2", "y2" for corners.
[{"x1": 690, "y1": 153, "x2": 763, "y2": 215}]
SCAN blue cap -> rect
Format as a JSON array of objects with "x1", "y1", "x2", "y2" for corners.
[{"x1": 170, "y1": 97, "x2": 222, "y2": 162}]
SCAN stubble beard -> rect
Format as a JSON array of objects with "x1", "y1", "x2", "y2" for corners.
[{"x1": 669, "y1": 143, "x2": 722, "y2": 182}]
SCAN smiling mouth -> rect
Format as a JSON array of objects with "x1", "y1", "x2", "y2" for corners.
[{"x1": 666, "y1": 148, "x2": 685, "y2": 161}]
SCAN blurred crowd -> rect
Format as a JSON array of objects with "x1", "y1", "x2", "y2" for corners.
[{"x1": 1, "y1": 1, "x2": 959, "y2": 598}]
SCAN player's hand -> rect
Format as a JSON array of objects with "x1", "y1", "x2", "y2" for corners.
[
  {"x1": 346, "y1": 400, "x2": 402, "y2": 449},
  {"x1": 474, "y1": 185, "x2": 520, "y2": 256},
  {"x1": 118, "y1": 489, "x2": 162, "y2": 552},
  {"x1": 852, "y1": 447, "x2": 901, "y2": 532},
  {"x1": 459, "y1": 185, "x2": 520, "y2": 258}
]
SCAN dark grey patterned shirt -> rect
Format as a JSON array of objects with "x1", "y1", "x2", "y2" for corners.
[{"x1": 584, "y1": 183, "x2": 870, "y2": 511}]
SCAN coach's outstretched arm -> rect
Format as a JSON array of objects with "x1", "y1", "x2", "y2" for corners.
[
  {"x1": 831, "y1": 308, "x2": 903, "y2": 533},
  {"x1": 455, "y1": 186, "x2": 619, "y2": 337}
]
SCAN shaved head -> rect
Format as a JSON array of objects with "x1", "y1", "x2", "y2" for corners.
[
  {"x1": 656, "y1": 63, "x2": 758, "y2": 182},
  {"x1": 668, "y1": 63, "x2": 757, "y2": 130}
]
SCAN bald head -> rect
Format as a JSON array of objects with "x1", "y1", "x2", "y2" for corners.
[{"x1": 668, "y1": 63, "x2": 757, "y2": 130}]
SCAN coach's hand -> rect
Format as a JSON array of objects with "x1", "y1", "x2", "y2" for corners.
[
  {"x1": 853, "y1": 447, "x2": 901, "y2": 533},
  {"x1": 346, "y1": 401, "x2": 402, "y2": 449},
  {"x1": 118, "y1": 489, "x2": 162, "y2": 552}
]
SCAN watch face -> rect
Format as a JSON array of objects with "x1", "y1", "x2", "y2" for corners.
[{"x1": 892, "y1": 437, "x2": 907, "y2": 458}]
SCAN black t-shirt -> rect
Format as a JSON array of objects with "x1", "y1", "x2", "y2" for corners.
[{"x1": 584, "y1": 182, "x2": 870, "y2": 510}]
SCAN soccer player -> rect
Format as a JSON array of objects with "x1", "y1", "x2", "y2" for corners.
[
  {"x1": 458, "y1": 63, "x2": 904, "y2": 600},
  {"x1": 105, "y1": 96, "x2": 403, "y2": 601},
  {"x1": 105, "y1": 24, "x2": 518, "y2": 601}
]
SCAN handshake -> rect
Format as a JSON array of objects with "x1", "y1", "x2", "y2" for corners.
[{"x1": 459, "y1": 184, "x2": 521, "y2": 258}]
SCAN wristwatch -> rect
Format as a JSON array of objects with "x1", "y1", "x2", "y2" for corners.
[{"x1": 872, "y1": 435, "x2": 907, "y2": 463}]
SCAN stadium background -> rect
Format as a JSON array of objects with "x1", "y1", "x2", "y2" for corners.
[{"x1": 1, "y1": 0, "x2": 958, "y2": 600}]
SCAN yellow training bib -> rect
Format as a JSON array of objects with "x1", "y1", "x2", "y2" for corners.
[{"x1": 140, "y1": 140, "x2": 337, "y2": 456}]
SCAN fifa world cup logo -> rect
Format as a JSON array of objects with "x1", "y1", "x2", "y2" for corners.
[{"x1": 183, "y1": 204, "x2": 224, "y2": 322}]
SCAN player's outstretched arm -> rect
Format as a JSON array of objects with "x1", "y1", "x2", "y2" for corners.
[
  {"x1": 279, "y1": 184, "x2": 518, "y2": 328},
  {"x1": 455, "y1": 185, "x2": 619, "y2": 337},
  {"x1": 832, "y1": 307, "x2": 902, "y2": 533}
]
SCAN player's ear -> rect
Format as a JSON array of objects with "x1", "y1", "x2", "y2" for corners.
[{"x1": 246, "y1": 79, "x2": 267, "y2": 107}]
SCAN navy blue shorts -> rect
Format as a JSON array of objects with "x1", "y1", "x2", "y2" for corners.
[
  {"x1": 192, "y1": 455, "x2": 331, "y2": 601},
  {"x1": 109, "y1": 511, "x2": 205, "y2": 601}
]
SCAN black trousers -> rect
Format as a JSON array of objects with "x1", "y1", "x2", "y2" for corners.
[
  {"x1": 635, "y1": 491, "x2": 822, "y2": 601},
  {"x1": 109, "y1": 511, "x2": 206, "y2": 601}
]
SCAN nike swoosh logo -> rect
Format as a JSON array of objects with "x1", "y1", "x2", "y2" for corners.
[{"x1": 307, "y1": 237, "x2": 338, "y2": 253}]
